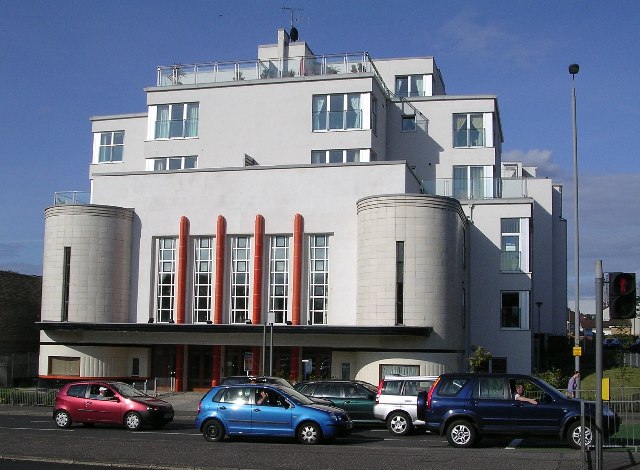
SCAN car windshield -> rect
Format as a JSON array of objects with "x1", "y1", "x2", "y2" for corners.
[
  {"x1": 111, "y1": 382, "x2": 149, "y2": 398},
  {"x1": 532, "y1": 377, "x2": 567, "y2": 400},
  {"x1": 360, "y1": 382, "x2": 377, "y2": 393},
  {"x1": 280, "y1": 387, "x2": 315, "y2": 405}
]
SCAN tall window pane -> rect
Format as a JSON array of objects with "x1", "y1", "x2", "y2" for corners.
[
  {"x1": 169, "y1": 103, "x2": 185, "y2": 138},
  {"x1": 231, "y1": 237, "x2": 251, "y2": 324},
  {"x1": 309, "y1": 235, "x2": 329, "y2": 325},
  {"x1": 346, "y1": 93, "x2": 360, "y2": 129},
  {"x1": 269, "y1": 236, "x2": 289, "y2": 323},
  {"x1": 155, "y1": 105, "x2": 170, "y2": 138},
  {"x1": 396, "y1": 241, "x2": 404, "y2": 325},
  {"x1": 329, "y1": 94, "x2": 344, "y2": 130},
  {"x1": 312, "y1": 96, "x2": 327, "y2": 130},
  {"x1": 156, "y1": 238, "x2": 176, "y2": 322},
  {"x1": 193, "y1": 237, "x2": 213, "y2": 323}
]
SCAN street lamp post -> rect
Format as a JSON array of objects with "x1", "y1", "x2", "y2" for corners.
[{"x1": 569, "y1": 63, "x2": 581, "y2": 385}]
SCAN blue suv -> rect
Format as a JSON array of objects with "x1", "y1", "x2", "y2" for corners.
[
  {"x1": 195, "y1": 384, "x2": 352, "y2": 445},
  {"x1": 417, "y1": 373, "x2": 620, "y2": 449}
]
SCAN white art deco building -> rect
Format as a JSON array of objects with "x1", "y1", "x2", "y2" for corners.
[{"x1": 38, "y1": 29, "x2": 567, "y2": 390}]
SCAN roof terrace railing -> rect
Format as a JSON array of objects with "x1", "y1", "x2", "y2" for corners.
[
  {"x1": 156, "y1": 53, "x2": 372, "y2": 86},
  {"x1": 421, "y1": 177, "x2": 531, "y2": 200},
  {"x1": 54, "y1": 191, "x2": 90, "y2": 205}
]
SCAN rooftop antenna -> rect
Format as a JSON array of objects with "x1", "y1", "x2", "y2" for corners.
[{"x1": 282, "y1": 5, "x2": 302, "y2": 41}]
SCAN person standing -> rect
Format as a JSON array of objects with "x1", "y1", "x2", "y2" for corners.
[{"x1": 567, "y1": 371, "x2": 580, "y2": 398}]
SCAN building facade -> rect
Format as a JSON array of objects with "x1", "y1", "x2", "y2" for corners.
[{"x1": 38, "y1": 29, "x2": 566, "y2": 390}]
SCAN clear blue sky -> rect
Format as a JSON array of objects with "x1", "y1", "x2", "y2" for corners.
[{"x1": 1, "y1": 0, "x2": 638, "y2": 313}]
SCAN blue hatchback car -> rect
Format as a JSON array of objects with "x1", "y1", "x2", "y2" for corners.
[{"x1": 195, "y1": 384, "x2": 353, "y2": 444}]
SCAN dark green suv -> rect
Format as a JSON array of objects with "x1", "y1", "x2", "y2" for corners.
[{"x1": 417, "y1": 373, "x2": 620, "y2": 449}]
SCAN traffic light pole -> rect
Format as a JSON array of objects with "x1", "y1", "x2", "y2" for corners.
[{"x1": 595, "y1": 261, "x2": 603, "y2": 470}]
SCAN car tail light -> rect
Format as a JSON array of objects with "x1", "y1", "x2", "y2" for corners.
[
  {"x1": 197, "y1": 401, "x2": 202, "y2": 414},
  {"x1": 425, "y1": 377, "x2": 440, "y2": 410},
  {"x1": 375, "y1": 380, "x2": 384, "y2": 404}
]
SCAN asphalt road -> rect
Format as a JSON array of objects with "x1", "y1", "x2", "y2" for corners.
[{"x1": 0, "y1": 406, "x2": 636, "y2": 470}]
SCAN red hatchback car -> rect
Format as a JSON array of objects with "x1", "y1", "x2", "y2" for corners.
[{"x1": 53, "y1": 381, "x2": 174, "y2": 430}]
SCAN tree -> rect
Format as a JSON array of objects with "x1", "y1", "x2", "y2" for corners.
[{"x1": 469, "y1": 346, "x2": 492, "y2": 372}]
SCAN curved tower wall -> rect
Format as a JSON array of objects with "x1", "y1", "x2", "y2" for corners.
[
  {"x1": 41, "y1": 205, "x2": 134, "y2": 323},
  {"x1": 356, "y1": 195, "x2": 467, "y2": 349}
]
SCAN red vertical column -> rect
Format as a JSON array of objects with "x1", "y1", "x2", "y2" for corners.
[
  {"x1": 252, "y1": 215, "x2": 265, "y2": 325},
  {"x1": 176, "y1": 216, "x2": 189, "y2": 324},
  {"x1": 214, "y1": 216, "x2": 226, "y2": 325},
  {"x1": 175, "y1": 345, "x2": 185, "y2": 392},
  {"x1": 292, "y1": 214, "x2": 304, "y2": 325},
  {"x1": 211, "y1": 345, "x2": 221, "y2": 386}
]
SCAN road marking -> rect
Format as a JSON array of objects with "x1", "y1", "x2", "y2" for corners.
[
  {"x1": 0, "y1": 427, "x2": 68, "y2": 432},
  {"x1": 506, "y1": 438, "x2": 523, "y2": 449}
]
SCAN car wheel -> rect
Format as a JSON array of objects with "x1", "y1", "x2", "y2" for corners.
[
  {"x1": 203, "y1": 419, "x2": 225, "y2": 442},
  {"x1": 54, "y1": 410, "x2": 72, "y2": 428},
  {"x1": 297, "y1": 421, "x2": 323, "y2": 445},
  {"x1": 446, "y1": 420, "x2": 476, "y2": 448},
  {"x1": 124, "y1": 412, "x2": 142, "y2": 431},
  {"x1": 387, "y1": 411, "x2": 412, "y2": 436},
  {"x1": 567, "y1": 421, "x2": 593, "y2": 449}
]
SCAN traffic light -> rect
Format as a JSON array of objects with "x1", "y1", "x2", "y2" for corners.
[{"x1": 609, "y1": 272, "x2": 637, "y2": 319}]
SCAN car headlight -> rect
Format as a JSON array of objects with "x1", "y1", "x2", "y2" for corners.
[{"x1": 329, "y1": 412, "x2": 338, "y2": 422}]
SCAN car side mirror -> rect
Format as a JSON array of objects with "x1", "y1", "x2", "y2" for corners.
[{"x1": 283, "y1": 400, "x2": 291, "y2": 409}]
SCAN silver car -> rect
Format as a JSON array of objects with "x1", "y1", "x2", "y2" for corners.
[{"x1": 373, "y1": 375, "x2": 438, "y2": 436}]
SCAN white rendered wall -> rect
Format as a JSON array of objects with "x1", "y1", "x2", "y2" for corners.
[
  {"x1": 39, "y1": 343, "x2": 151, "y2": 378},
  {"x1": 90, "y1": 162, "x2": 417, "y2": 325},
  {"x1": 41, "y1": 205, "x2": 134, "y2": 323}
]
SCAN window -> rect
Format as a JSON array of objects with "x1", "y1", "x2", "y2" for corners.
[
  {"x1": 371, "y1": 96, "x2": 378, "y2": 135},
  {"x1": 132, "y1": 358, "x2": 140, "y2": 376},
  {"x1": 231, "y1": 236, "x2": 251, "y2": 324},
  {"x1": 312, "y1": 93, "x2": 363, "y2": 131},
  {"x1": 401, "y1": 115, "x2": 416, "y2": 132},
  {"x1": 48, "y1": 356, "x2": 80, "y2": 376},
  {"x1": 379, "y1": 364, "x2": 419, "y2": 379},
  {"x1": 436, "y1": 377, "x2": 469, "y2": 397},
  {"x1": 147, "y1": 156, "x2": 197, "y2": 171},
  {"x1": 453, "y1": 166, "x2": 489, "y2": 199},
  {"x1": 154, "y1": 103, "x2": 199, "y2": 139},
  {"x1": 395, "y1": 75, "x2": 425, "y2": 97},
  {"x1": 477, "y1": 377, "x2": 506, "y2": 399},
  {"x1": 501, "y1": 291, "x2": 530, "y2": 329},
  {"x1": 501, "y1": 218, "x2": 529, "y2": 272},
  {"x1": 311, "y1": 149, "x2": 360, "y2": 164},
  {"x1": 453, "y1": 113, "x2": 484, "y2": 147},
  {"x1": 396, "y1": 241, "x2": 404, "y2": 325},
  {"x1": 193, "y1": 237, "x2": 213, "y2": 323},
  {"x1": 156, "y1": 238, "x2": 176, "y2": 323},
  {"x1": 97, "y1": 131, "x2": 124, "y2": 162},
  {"x1": 341, "y1": 363, "x2": 351, "y2": 380},
  {"x1": 308, "y1": 235, "x2": 329, "y2": 325},
  {"x1": 269, "y1": 236, "x2": 289, "y2": 324},
  {"x1": 62, "y1": 246, "x2": 71, "y2": 321}
]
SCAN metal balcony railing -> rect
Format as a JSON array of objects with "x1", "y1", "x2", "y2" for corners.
[
  {"x1": 156, "y1": 53, "x2": 372, "y2": 86},
  {"x1": 53, "y1": 191, "x2": 90, "y2": 205},
  {"x1": 421, "y1": 177, "x2": 531, "y2": 200}
]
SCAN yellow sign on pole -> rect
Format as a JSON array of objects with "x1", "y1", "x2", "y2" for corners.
[
  {"x1": 573, "y1": 346, "x2": 582, "y2": 356},
  {"x1": 602, "y1": 377, "x2": 610, "y2": 401}
]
